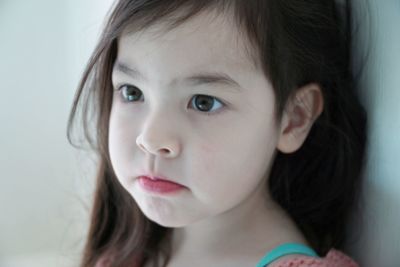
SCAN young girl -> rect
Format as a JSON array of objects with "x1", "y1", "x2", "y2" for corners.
[{"x1": 68, "y1": 0, "x2": 367, "y2": 266}]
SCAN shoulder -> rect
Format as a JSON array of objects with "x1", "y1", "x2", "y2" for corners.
[
  {"x1": 94, "y1": 253, "x2": 143, "y2": 267},
  {"x1": 268, "y1": 249, "x2": 359, "y2": 267},
  {"x1": 95, "y1": 255, "x2": 111, "y2": 267}
]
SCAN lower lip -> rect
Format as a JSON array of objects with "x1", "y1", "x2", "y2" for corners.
[{"x1": 138, "y1": 176, "x2": 186, "y2": 194}]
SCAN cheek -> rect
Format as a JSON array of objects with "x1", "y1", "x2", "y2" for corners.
[
  {"x1": 197, "y1": 135, "x2": 233, "y2": 167},
  {"x1": 193, "y1": 138, "x2": 238, "y2": 192},
  {"x1": 108, "y1": 123, "x2": 125, "y2": 177},
  {"x1": 199, "y1": 142, "x2": 216, "y2": 157},
  {"x1": 195, "y1": 142, "x2": 218, "y2": 176},
  {"x1": 108, "y1": 111, "x2": 136, "y2": 184},
  {"x1": 191, "y1": 116, "x2": 278, "y2": 195}
]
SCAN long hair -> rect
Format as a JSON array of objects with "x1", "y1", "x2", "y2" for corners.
[{"x1": 67, "y1": 1, "x2": 368, "y2": 266}]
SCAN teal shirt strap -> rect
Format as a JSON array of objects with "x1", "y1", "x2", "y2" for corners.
[{"x1": 256, "y1": 243, "x2": 319, "y2": 267}]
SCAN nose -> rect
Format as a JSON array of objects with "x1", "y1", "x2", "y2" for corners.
[
  {"x1": 136, "y1": 134, "x2": 179, "y2": 158},
  {"x1": 135, "y1": 112, "x2": 181, "y2": 158}
]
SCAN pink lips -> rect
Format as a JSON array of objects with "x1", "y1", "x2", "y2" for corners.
[{"x1": 138, "y1": 176, "x2": 186, "y2": 194}]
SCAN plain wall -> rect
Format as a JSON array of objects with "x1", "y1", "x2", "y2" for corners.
[
  {"x1": 0, "y1": 1, "x2": 113, "y2": 266},
  {"x1": 346, "y1": 0, "x2": 400, "y2": 266}
]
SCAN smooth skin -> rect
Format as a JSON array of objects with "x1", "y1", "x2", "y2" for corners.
[{"x1": 108, "y1": 9, "x2": 323, "y2": 267}]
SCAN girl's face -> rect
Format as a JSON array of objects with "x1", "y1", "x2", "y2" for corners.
[{"x1": 109, "y1": 11, "x2": 281, "y2": 227}]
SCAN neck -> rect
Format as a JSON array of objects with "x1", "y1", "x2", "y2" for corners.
[{"x1": 169, "y1": 185, "x2": 309, "y2": 264}]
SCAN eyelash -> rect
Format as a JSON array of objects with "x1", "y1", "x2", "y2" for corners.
[{"x1": 114, "y1": 84, "x2": 227, "y2": 116}]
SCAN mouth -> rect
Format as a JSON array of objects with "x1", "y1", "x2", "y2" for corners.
[{"x1": 137, "y1": 175, "x2": 186, "y2": 194}]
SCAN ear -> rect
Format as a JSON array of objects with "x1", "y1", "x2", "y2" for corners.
[{"x1": 277, "y1": 83, "x2": 324, "y2": 154}]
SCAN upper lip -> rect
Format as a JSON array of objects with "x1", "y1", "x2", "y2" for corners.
[{"x1": 138, "y1": 172, "x2": 185, "y2": 186}]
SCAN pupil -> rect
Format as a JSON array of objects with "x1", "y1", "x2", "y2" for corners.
[
  {"x1": 124, "y1": 86, "x2": 140, "y2": 101},
  {"x1": 196, "y1": 95, "x2": 212, "y2": 111}
]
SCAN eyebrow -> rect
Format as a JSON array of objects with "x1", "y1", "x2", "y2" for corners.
[{"x1": 113, "y1": 61, "x2": 242, "y2": 92}]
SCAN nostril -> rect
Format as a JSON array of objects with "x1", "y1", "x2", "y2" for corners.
[{"x1": 160, "y1": 148, "x2": 170, "y2": 154}]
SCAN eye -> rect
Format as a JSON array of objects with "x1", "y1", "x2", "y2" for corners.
[
  {"x1": 116, "y1": 84, "x2": 143, "y2": 102},
  {"x1": 115, "y1": 84, "x2": 226, "y2": 115},
  {"x1": 189, "y1": 94, "x2": 225, "y2": 115}
]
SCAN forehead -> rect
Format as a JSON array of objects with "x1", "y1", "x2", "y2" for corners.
[{"x1": 116, "y1": 10, "x2": 259, "y2": 81}]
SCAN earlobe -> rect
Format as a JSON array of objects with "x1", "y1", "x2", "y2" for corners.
[{"x1": 277, "y1": 83, "x2": 324, "y2": 154}]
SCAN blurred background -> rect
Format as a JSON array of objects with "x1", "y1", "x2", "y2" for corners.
[
  {"x1": 0, "y1": 0, "x2": 113, "y2": 266},
  {"x1": 0, "y1": 0, "x2": 399, "y2": 267}
]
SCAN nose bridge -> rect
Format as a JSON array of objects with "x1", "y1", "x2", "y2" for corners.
[{"x1": 136, "y1": 105, "x2": 181, "y2": 157}]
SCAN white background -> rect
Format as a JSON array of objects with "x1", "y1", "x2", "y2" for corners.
[
  {"x1": 0, "y1": 1, "x2": 399, "y2": 266},
  {"x1": 0, "y1": 1, "x2": 113, "y2": 266}
]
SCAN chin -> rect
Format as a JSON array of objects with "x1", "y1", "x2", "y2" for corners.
[
  {"x1": 148, "y1": 217, "x2": 188, "y2": 228},
  {"x1": 143, "y1": 211, "x2": 197, "y2": 228}
]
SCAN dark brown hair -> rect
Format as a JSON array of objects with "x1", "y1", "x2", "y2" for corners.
[{"x1": 67, "y1": 0, "x2": 368, "y2": 266}]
